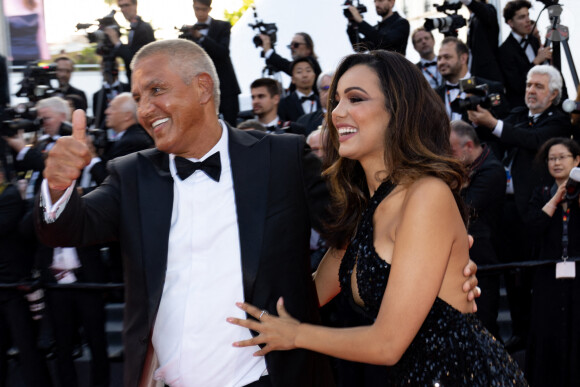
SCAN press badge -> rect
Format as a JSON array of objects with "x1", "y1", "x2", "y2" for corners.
[{"x1": 556, "y1": 261, "x2": 576, "y2": 279}]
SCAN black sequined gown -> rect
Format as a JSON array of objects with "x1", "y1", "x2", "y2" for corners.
[{"x1": 338, "y1": 181, "x2": 528, "y2": 386}]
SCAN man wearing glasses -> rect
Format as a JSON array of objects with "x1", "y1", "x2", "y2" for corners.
[
  {"x1": 258, "y1": 32, "x2": 322, "y2": 80},
  {"x1": 105, "y1": 0, "x2": 155, "y2": 85},
  {"x1": 467, "y1": 64, "x2": 571, "y2": 353}
]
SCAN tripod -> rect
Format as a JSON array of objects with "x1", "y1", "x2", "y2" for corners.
[{"x1": 544, "y1": 4, "x2": 579, "y2": 90}]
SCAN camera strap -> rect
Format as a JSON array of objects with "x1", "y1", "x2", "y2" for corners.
[
  {"x1": 556, "y1": 205, "x2": 575, "y2": 279},
  {"x1": 561, "y1": 206, "x2": 571, "y2": 259}
]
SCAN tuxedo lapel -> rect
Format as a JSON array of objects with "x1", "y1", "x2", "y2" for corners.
[
  {"x1": 227, "y1": 126, "x2": 269, "y2": 302},
  {"x1": 137, "y1": 150, "x2": 174, "y2": 324}
]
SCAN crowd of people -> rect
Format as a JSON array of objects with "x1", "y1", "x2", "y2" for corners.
[{"x1": 1, "y1": 0, "x2": 580, "y2": 386}]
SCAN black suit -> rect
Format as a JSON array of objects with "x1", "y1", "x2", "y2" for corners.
[
  {"x1": 35, "y1": 126, "x2": 334, "y2": 387},
  {"x1": 57, "y1": 84, "x2": 88, "y2": 111},
  {"x1": 112, "y1": 16, "x2": 156, "y2": 84},
  {"x1": 465, "y1": 1, "x2": 503, "y2": 83},
  {"x1": 193, "y1": 19, "x2": 241, "y2": 126},
  {"x1": 297, "y1": 110, "x2": 325, "y2": 138},
  {"x1": 278, "y1": 92, "x2": 321, "y2": 123},
  {"x1": 347, "y1": 12, "x2": 409, "y2": 55},
  {"x1": 498, "y1": 33, "x2": 540, "y2": 108},
  {"x1": 461, "y1": 145, "x2": 505, "y2": 337}
]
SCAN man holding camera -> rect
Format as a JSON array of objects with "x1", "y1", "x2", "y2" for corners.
[
  {"x1": 345, "y1": 0, "x2": 410, "y2": 55},
  {"x1": 105, "y1": 0, "x2": 155, "y2": 85},
  {"x1": 258, "y1": 32, "x2": 322, "y2": 79},
  {"x1": 467, "y1": 64, "x2": 571, "y2": 352},
  {"x1": 180, "y1": 0, "x2": 240, "y2": 126}
]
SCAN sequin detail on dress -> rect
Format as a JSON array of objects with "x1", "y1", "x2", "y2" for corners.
[{"x1": 338, "y1": 180, "x2": 528, "y2": 386}]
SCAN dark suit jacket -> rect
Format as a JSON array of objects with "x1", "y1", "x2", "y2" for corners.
[
  {"x1": 278, "y1": 92, "x2": 321, "y2": 123},
  {"x1": 462, "y1": 145, "x2": 505, "y2": 265},
  {"x1": 58, "y1": 84, "x2": 88, "y2": 111},
  {"x1": 265, "y1": 52, "x2": 322, "y2": 78},
  {"x1": 90, "y1": 123, "x2": 154, "y2": 185},
  {"x1": 197, "y1": 19, "x2": 241, "y2": 98},
  {"x1": 466, "y1": 1, "x2": 503, "y2": 83},
  {"x1": 500, "y1": 105, "x2": 571, "y2": 217},
  {"x1": 35, "y1": 126, "x2": 333, "y2": 387},
  {"x1": 297, "y1": 110, "x2": 325, "y2": 138},
  {"x1": 347, "y1": 12, "x2": 409, "y2": 55},
  {"x1": 113, "y1": 17, "x2": 156, "y2": 84},
  {"x1": 498, "y1": 33, "x2": 540, "y2": 108}
]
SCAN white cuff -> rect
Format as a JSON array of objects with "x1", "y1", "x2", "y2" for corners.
[
  {"x1": 41, "y1": 179, "x2": 76, "y2": 223},
  {"x1": 492, "y1": 120, "x2": 503, "y2": 138},
  {"x1": 16, "y1": 146, "x2": 31, "y2": 161},
  {"x1": 263, "y1": 49, "x2": 274, "y2": 59}
]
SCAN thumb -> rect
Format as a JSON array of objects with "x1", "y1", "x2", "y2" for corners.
[
  {"x1": 72, "y1": 109, "x2": 87, "y2": 142},
  {"x1": 276, "y1": 297, "x2": 289, "y2": 317}
]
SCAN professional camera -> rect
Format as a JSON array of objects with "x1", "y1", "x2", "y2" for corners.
[
  {"x1": 424, "y1": 1, "x2": 467, "y2": 37},
  {"x1": 248, "y1": 6, "x2": 278, "y2": 48},
  {"x1": 76, "y1": 10, "x2": 121, "y2": 57},
  {"x1": 0, "y1": 103, "x2": 39, "y2": 138},
  {"x1": 175, "y1": 23, "x2": 209, "y2": 40},
  {"x1": 450, "y1": 77, "x2": 502, "y2": 113},
  {"x1": 566, "y1": 167, "x2": 580, "y2": 201},
  {"x1": 87, "y1": 128, "x2": 108, "y2": 153},
  {"x1": 15, "y1": 61, "x2": 57, "y2": 102},
  {"x1": 343, "y1": 0, "x2": 367, "y2": 19}
]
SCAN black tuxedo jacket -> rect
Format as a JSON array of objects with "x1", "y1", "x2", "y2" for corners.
[
  {"x1": 466, "y1": 1, "x2": 503, "y2": 83},
  {"x1": 58, "y1": 84, "x2": 88, "y2": 111},
  {"x1": 498, "y1": 33, "x2": 540, "y2": 108},
  {"x1": 278, "y1": 92, "x2": 321, "y2": 123},
  {"x1": 265, "y1": 52, "x2": 322, "y2": 78},
  {"x1": 198, "y1": 19, "x2": 241, "y2": 98},
  {"x1": 500, "y1": 106, "x2": 571, "y2": 217},
  {"x1": 92, "y1": 82, "x2": 131, "y2": 129},
  {"x1": 35, "y1": 126, "x2": 333, "y2": 387},
  {"x1": 113, "y1": 17, "x2": 156, "y2": 84}
]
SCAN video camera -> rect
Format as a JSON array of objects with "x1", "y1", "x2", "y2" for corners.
[
  {"x1": 248, "y1": 6, "x2": 278, "y2": 48},
  {"x1": 15, "y1": 61, "x2": 57, "y2": 102},
  {"x1": 76, "y1": 10, "x2": 121, "y2": 57},
  {"x1": 424, "y1": 0, "x2": 467, "y2": 37},
  {"x1": 0, "y1": 103, "x2": 39, "y2": 138},
  {"x1": 175, "y1": 23, "x2": 209, "y2": 40},
  {"x1": 343, "y1": 0, "x2": 367, "y2": 19},
  {"x1": 450, "y1": 77, "x2": 502, "y2": 113}
]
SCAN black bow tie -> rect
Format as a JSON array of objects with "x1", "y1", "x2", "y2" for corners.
[
  {"x1": 423, "y1": 61, "x2": 437, "y2": 68},
  {"x1": 520, "y1": 37, "x2": 528, "y2": 45},
  {"x1": 174, "y1": 152, "x2": 221, "y2": 182},
  {"x1": 446, "y1": 84, "x2": 460, "y2": 90},
  {"x1": 300, "y1": 95, "x2": 316, "y2": 102}
]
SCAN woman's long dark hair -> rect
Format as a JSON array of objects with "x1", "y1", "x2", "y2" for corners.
[{"x1": 322, "y1": 50, "x2": 467, "y2": 248}]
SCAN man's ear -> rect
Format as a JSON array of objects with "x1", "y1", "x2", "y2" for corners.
[{"x1": 196, "y1": 73, "x2": 214, "y2": 105}]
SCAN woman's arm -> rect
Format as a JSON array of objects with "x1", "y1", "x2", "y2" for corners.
[
  {"x1": 230, "y1": 178, "x2": 463, "y2": 365},
  {"x1": 313, "y1": 248, "x2": 345, "y2": 307}
]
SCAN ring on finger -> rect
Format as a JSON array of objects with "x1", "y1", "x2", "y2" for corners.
[
  {"x1": 476, "y1": 286, "x2": 482, "y2": 296},
  {"x1": 259, "y1": 310, "x2": 269, "y2": 320}
]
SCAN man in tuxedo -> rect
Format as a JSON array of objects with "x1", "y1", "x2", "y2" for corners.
[
  {"x1": 249, "y1": 78, "x2": 306, "y2": 136},
  {"x1": 88, "y1": 92, "x2": 153, "y2": 186},
  {"x1": 36, "y1": 39, "x2": 480, "y2": 387},
  {"x1": 54, "y1": 56, "x2": 88, "y2": 111},
  {"x1": 459, "y1": 0, "x2": 503, "y2": 83},
  {"x1": 499, "y1": 0, "x2": 552, "y2": 108},
  {"x1": 411, "y1": 27, "x2": 441, "y2": 89},
  {"x1": 181, "y1": 0, "x2": 240, "y2": 127},
  {"x1": 345, "y1": 0, "x2": 409, "y2": 55},
  {"x1": 297, "y1": 70, "x2": 333, "y2": 137},
  {"x1": 449, "y1": 120, "x2": 505, "y2": 338},
  {"x1": 92, "y1": 61, "x2": 131, "y2": 129},
  {"x1": 278, "y1": 57, "x2": 321, "y2": 123},
  {"x1": 435, "y1": 37, "x2": 506, "y2": 124},
  {"x1": 105, "y1": 0, "x2": 155, "y2": 85},
  {"x1": 467, "y1": 64, "x2": 571, "y2": 351}
]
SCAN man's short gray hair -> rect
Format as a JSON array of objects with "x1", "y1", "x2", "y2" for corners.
[
  {"x1": 131, "y1": 39, "x2": 221, "y2": 113},
  {"x1": 36, "y1": 96, "x2": 71, "y2": 121},
  {"x1": 527, "y1": 64, "x2": 563, "y2": 105}
]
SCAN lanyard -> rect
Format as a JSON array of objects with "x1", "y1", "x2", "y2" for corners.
[
  {"x1": 562, "y1": 206, "x2": 571, "y2": 260},
  {"x1": 423, "y1": 67, "x2": 440, "y2": 88}
]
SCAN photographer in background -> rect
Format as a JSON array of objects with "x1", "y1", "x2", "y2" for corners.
[
  {"x1": 459, "y1": 0, "x2": 504, "y2": 83},
  {"x1": 258, "y1": 32, "x2": 322, "y2": 79},
  {"x1": 104, "y1": 0, "x2": 155, "y2": 85},
  {"x1": 468, "y1": 64, "x2": 571, "y2": 352},
  {"x1": 345, "y1": 0, "x2": 410, "y2": 55},
  {"x1": 180, "y1": 0, "x2": 240, "y2": 126},
  {"x1": 92, "y1": 60, "x2": 130, "y2": 129},
  {"x1": 411, "y1": 27, "x2": 442, "y2": 89},
  {"x1": 54, "y1": 56, "x2": 88, "y2": 111}
]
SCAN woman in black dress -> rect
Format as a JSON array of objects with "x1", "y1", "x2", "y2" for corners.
[
  {"x1": 228, "y1": 50, "x2": 526, "y2": 385},
  {"x1": 525, "y1": 137, "x2": 580, "y2": 386}
]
